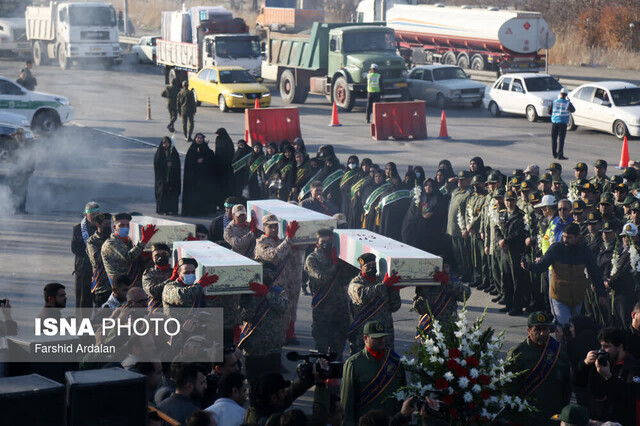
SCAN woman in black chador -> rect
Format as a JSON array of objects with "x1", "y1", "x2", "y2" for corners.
[
  {"x1": 182, "y1": 133, "x2": 216, "y2": 216},
  {"x1": 154, "y1": 136, "x2": 181, "y2": 215}
]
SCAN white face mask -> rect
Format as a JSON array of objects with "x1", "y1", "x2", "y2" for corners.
[{"x1": 348, "y1": 163, "x2": 357, "y2": 170}]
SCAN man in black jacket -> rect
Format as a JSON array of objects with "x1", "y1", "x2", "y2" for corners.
[
  {"x1": 71, "y1": 201, "x2": 100, "y2": 311},
  {"x1": 573, "y1": 327, "x2": 640, "y2": 425}
]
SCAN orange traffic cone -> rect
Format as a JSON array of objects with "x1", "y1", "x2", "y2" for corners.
[
  {"x1": 619, "y1": 136, "x2": 630, "y2": 168},
  {"x1": 437, "y1": 110, "x2": 450, "y2": 139},
  {"x1": 329, "y1": 102, "x2": 342, "y2": 127},
  {"x1": 254, "y1": 97, "x2": 260, "y2": 109}
]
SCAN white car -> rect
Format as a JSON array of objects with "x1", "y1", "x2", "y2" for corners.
[
  {"x1": 568, "y1": 81, "x2": 640, "y2": 140},
  {"x1": 484, "y1": 73, "x2": 564, "y2": 122},
  {"x1": 0, "y1": 111, "x2": 34, "y2": 139},
  {"x1": 132, "y1": 36, "x2": 159, "y2": 64},
  {"x1": 0, "y1": 76, "x2": 73, "y2": 134},
  {"x1": 407, "y1": 65, "x2": 486, "y2": 109}
]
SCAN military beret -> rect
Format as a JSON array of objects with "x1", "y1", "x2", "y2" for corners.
[
  {"x1": 151, "y1": 243, "x2": 171, "y2": 252},
  {"x1": 614, "y1": 183, "x2": 629, "y2": 192},
  {"x1": 602, "y1": 221, "x2": 615, "y2": 233},
  {"x1": 363, "y1": 321, "x2": 390, "y2": 338},
  {"x1": 457, "y1": 170, "x2": 472, "y2": 179},
  {"x1": 520, "y1": 180, "x2": 532, "y2": 191},
  {"x1": 595, "y1": 159, "x2": 608, "y2": 169},
  {"x1": 95, "y1": 212, "x2": 112, "y2": 222},
  {"x1": 623, "y1": 195, "x2": 637, "y2": 206},
  {"x1": 505, "y1": 190, "x2": 517, "y2": 200},
  {"x1": 580, "y1": 182, "x2": 595, "y2": 192},
  {"x1": 178, "y1": 258, "x2": 198, "y2": 267},
  {"x1": 600, "y1": 192, "x2": 615, "y2": 205},
  {"x1": 510, "y1": 177, "x2": 521, "y2": 187},
  {"x1": 576, "y1": 178, "x2": 589, "y2": 188},
  {"x1": 574, "y1": 162, "x2": 587, "y2": 171},
  {"x1": 486, "y1": 173, "x2": 500, "y2": 183},
  {"x1": 494, "y1": 188, "x2": 506, "y2": 198},
  {"x1": 587, "y1": 211, "x2": 602, "y2": 223},
  {"x1": 585, "y1": 199, "x2": 595, "y2": 208},
  {"x1": 527, "y1": 311, "x2": 554, "y2": 327},
  {"x1": 358, "y1": 253, "x2": 376, "y2": 265},
  {"x1": 471, "y1": 175, "x2": 486, "y2": 185},
  {"x1": 512, "y1": 169, "x2": 524, "y2": 177},
  {"x1": 316, "y1": 229, "x2": 333, "y2": 238},
  {"x1": 113, "y1": 212, "x2": 132, "y2": 222},
  {"x1": 571, "y1": 200, "x2": 586, "y2": 213},
  {"x1": 539, "y1": 173, "x2": 552, "y2": 182},
  {"x1": 528, "y1": 191, "x2": 542, "y2": 204},
  {"x1": 548, "y1": 163, "x2": 562, "y2": 172}
]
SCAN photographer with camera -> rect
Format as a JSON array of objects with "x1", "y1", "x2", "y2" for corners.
[
  {"x1": 243, "y1": 362, "x2": 330, "y2": 426},
  {"x1": 573, "y1": 327, "x2": 640, "y2": 425}
]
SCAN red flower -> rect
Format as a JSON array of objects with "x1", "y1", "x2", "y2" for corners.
[
  {"x1": 442, "y1": 394, "x2": 454, "y2": 406},
  {"x1": 470, "y1": 378, "x2": 478, "y2": 386},
  {"x1": 479, "y1": 374, "x2": 490, "y2": 386},
  {"x1": 451, "y1": 409, "x2": 459, "y2": 419},
  {"x1": 434, "y1": 270, "x2": 450, "y2": 285},
  {"x1": 455, "y1": 367, "x2": 469, "y2": 378},
  {"x1": 469, "y1": 402, "x2": 476, "y2": 410},
  {"x1": 448, "y1": 348, "x2": 461, "y2": 358},
  {"x1": 435, "y1": 378, "x2": 449, "y2": 390},
  {"x1": 480, "y1": 390, "x2": 491, "y2": 400},
  {"x1": 447, "y1": 359, "x2": 460, "y2": 370},
  {"x1": 466, "y1": 356, "x2": 480, "y2": 368}
]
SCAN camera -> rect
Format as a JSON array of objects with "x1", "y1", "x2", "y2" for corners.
[
  {"x1": 412, "y1": 396, "x2": 427, "y2": 410},
  {"x1": 287, "y1": 351, "x2": 343, "y2": 381},
  {"x1": 596, "y1": 348, "x2": 609, "y2": 366}
]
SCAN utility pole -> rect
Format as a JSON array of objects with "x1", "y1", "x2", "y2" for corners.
[{"x1": 123, "y1": 0, "x2": 129, "y2": 36}]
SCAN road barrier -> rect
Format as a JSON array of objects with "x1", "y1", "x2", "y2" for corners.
[
  {"x1": 370, "y1": 101, "x2": 427, "y2": 141},
  {"x1": 245, "y1": 107, "x2": 302, "y2": 146},
  {"x1": 466, "y1": 69, "x2": 593, "y2": 90}
]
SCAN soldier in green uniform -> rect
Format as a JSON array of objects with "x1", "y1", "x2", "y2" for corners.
[
  {"x1": 569, "y1": 162, "x2": 588, "y2": 201},
  {"x1": 341, "y1": 321, "x2": 406, "y2": 426},
  {"x1": 590, "y1": 159, "x2": 611, "y2": 194},
  {"x1": 467, "y1": 175, "x2": 488, "y2": 288},
  {"x1": 347, "y1": 253, "x2": 401, "y2": 354},
  {"x1": 506, "y1": 312, "x2": 571, "y2": 426},
  {"x1": 488, "y1": 189, "x2": 506, "y2": 304},
  {"x1": 446, "y1": 170, "x2": 473, "y2": 283},
  {"x1": 141, "y1": 243, "x2": 172, "y2": 312},
  {"x1": 482, "y1": 173, "x2": 502, "y2": 296},
  {"x1": 86, "y1": 213, "x2": 113, "y2": 307},
  {"x1": 547, "y1": 162, "x2": 569, "y2": 195},
  {"x1": 101, "y1": 213, "x2": 156, "y2": 287},
  {"x1": 161, "y1": 258, "x2": 218, "y2": 320},
  {"x1": 161, "y1": 77, "x2": 180, "y2": 133},
  {"x1": 177, "y1": 80, "x2": 197, "y2": 142},
  {"x1": 305, "y1": 229, "x2": 350, "y2": 359}
]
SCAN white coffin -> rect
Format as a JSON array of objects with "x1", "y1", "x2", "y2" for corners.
[
  {"x1": 173, "y1": 241, "x2": 261, "y2": 295},
  {"x1": 334, "y1": 229, "x2": 443, "y2": 285},
  {"x1": 130, "y1": 216, "x2": 196, "y2": 252},
  {"x1": 247, "y1": 199, "x2": 337, "y2": 244}
]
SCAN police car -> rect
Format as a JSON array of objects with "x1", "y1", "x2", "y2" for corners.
[{"x1": 0, "y1": 76, "x2": 73, "y2": 134}]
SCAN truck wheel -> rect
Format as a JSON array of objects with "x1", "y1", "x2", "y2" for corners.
[
  {"x1": 614, "y1": 120, "x2": 628, "y2": 140},
  {"x1": 297, "y1": 84, "x2": 309, "y2": 104},
  {"x1": 279, "y1": 69, "x2": 298, "y2": 104},
  {"x1": 568, "y1": 114, "x2": 577, "y2": 131},
  {"x1": 471, "y1": 54, "x2": 485, "y2": 70},
  {"x1": 456, "y1": 53, "x2": 469, "y2": 69},
  {"x1": 526, "y1": 105, "x2": 538, "y2": 122},
  {"x1": 33, "y1": 41, "x2": 47, "y2": 66},
  {"x1": 219, "y1": 95, "x2": 229, "y2": 113},
  {"x1": 332, "y1": 76, "x2": 354, "y2": 112},
  {"x1": 58, "y1": 44, "x2": 69, "y2": 69},
  {"x1": 488, "y1": 101, "x2": 501, "y2": 117},
  {"x1": 32, "y1": 110, "x2": 60, "y2": 134},
  {"x1": 442, "y1": 51, "x2": 456, "y2": 65},
  {"x1": 436, "y1": 93, "x2": 446, "y2": 110}
]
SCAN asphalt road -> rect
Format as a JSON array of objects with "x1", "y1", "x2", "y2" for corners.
[{"x1": 1, "y1": 55, "x2": 639, "y2": 371}]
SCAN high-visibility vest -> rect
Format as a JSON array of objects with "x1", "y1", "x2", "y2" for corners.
[
  {"x1": 367, "y1": 72, "x2": 381, "y2": 93},
  {"x1": 551, "y1": 98, "x2": 570, "y2": 124}
]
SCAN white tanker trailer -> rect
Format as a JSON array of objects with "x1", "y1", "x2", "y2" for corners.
[{"x1": 355, "y1": 0, "x2": 556, "y2": 73}]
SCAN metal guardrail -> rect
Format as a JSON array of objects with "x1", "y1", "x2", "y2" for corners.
[
  {"x1": 466, "y1": 69, "x2": 591, "y2": 90},
  {"x1": 119, "y1": 36, "x2": 139, "y2": 45}
]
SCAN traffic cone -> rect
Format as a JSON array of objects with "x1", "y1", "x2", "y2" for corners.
[
  {"x1": 329, "y1": 102, "x2": 342, "y2": 127},
  {"x1": 437, "y1": 110, "x2": 450, "y2": 139},
  {"x1": 618, "y1": 136, "x2": 630, "y2": 168},
  {"x1": 254, "y1": 97, "x2": 260, "y2": 109}
]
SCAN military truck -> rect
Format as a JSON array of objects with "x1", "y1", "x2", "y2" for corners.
[{"x1": 266, "y1": 22, "x2": 409, "y2": 111}]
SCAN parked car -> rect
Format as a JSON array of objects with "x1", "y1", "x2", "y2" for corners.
[
  {"x1": 0, "y1": 76, "x2": 73, "y2": 134},
  {"x1": 132, "y1": 36, "x2": 159, "y2": 64},
  {"x1": 188, "y1": 66, "x2": 271, "y2": 112},
  {"x1": 484, "y1": 73, "x2": 563, "y2": 121},
  {"x1": 568, "y1": 81, "x2": 640, "y2": 140},
  {"x1": 0, "y1": 111, "x2": 34, "y2": 139},
  {"x1": 407, "y1": 64, "x2": 486, "y2": 108}
]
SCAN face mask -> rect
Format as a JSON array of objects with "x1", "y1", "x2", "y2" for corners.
[
  {"x1": 415, "y1": 172, "x2": 422, "y2": 178},
  {"x1": 100, "y1": 226, "x2": 112, "y2": 235},
  {"x1": 365, "y1": 266, "x2": 377, "y2": 276},
  {"x1": 183, "y1": 274, "x2": 196, "y2": 285},
  {"x1": 348, "y1": 163, "x2": 357, "y2": 170},
  {"x1": 155, "y1": 256, "x2": 169, "y2": 267},
  {"x1": 117, "y1": 227, "x2": 129, "y2": 238},
  {"x1": 319, "y1": 242, "x2": 332, "y2": 251}
]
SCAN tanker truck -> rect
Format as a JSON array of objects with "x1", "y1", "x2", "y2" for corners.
[{"x1": 355, "y1": 0, "x2": 556, "y2": 74}]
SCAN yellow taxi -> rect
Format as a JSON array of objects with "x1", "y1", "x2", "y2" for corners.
[{"x1": 189, "y1": 66, "x2": 271, "y2": 112}]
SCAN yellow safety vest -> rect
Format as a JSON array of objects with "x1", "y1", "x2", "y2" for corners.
[{"x1": 367, "y1": 72, "x2": 381, "y2": 93}]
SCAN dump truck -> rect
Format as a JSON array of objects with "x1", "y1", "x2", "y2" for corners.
[
  {"x1": 25, "y1": 1, "x2": 121, "y2": 69},
  {"x1": 156, "y1": 6, "x2": 262, "y2": 84},
  {"x1": 267, "y1": 22, "x2": 409, "y2": 111},
  {"x1": 255, "y1": 6, "x2": 324, "y2": 37},
  {"x1": 355, "y1": 0, "x2": 556, "y2": 73}
]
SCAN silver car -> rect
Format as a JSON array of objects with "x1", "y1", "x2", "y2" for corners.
[
  {"x1": 132, "y1": 36, "x2": 159, "y2": 64},
  {"x1": 407, "y1": 65, "x2": 486, "y2": 109}
]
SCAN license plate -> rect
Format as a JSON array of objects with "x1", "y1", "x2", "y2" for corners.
[{"x1": 395, "y1": 82, "x2": 408, "y2": 88}]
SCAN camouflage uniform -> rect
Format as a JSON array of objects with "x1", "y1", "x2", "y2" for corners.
[
  {"x1": 86, "y1": 232, "x2": 111, "y2": 306},
  {"x1": 142, "y1": 265, "x2": 172, "y2": 311},
  {"x1": 101, "y1": 236, "x2": 144, "y2": 286},
  {"x1": 162, "y1": 278, "x2": 204, "y2": 321},
  {"x1": 209, "y1": 294, "x2": 240, "y2": 345},
  {"x1": 305, "y1": 248, "x2": 350, "y2": 357},
  {"x1": 223, "y1": 221, "x2": 256, "y2": 258},
  {"x1": 413, "y1": 281, "x2": 471, "y2": 328},
  {"x1": 285, "y1": 245, "x2": 305, "y2": 332},
  {"x1": 347, "y1": 274, "x2": 402, "y2": 353},
  {"x1": 239, "y1": 287, "x2": 289, "y2": 384}
]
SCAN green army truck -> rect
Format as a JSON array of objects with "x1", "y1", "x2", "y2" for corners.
[{"x1": 267, "y1": 22, "x2": 410, "y2": 111}]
